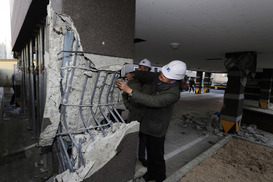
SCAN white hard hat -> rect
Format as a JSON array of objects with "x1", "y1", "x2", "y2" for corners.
[
  {"x1": 139, "y1": 58, "x2": 152, "y2": 68},
  {"x1": 162, "y1": 60, "x2": 187, "y2": 80}
]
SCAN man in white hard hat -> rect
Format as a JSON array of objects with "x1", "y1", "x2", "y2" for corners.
[
  {"x1": 138, "y1": 58, "x2": 152, "y2": 72},
  {"x1": 116, "y1": 60, "x2": 187, "y2": 182},
  {"x1": 122, "y1": 58, "x2": 152, "y2": 167}
]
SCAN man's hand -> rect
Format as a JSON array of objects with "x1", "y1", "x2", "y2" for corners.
[
  {"x1": 125, "y1": 72, "x2": 135, "y2": 80},
  {"x1": 115, "y1": 80, "x2": 133, "y2": 94}
]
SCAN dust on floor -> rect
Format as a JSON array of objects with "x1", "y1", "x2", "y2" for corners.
[{"x1": 180, "y1": 137, "x2": 273, "y2": 182}]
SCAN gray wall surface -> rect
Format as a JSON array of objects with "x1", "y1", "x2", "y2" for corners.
[{"x1": 61, "y1": 0, "x2": 135, "y2": 59}]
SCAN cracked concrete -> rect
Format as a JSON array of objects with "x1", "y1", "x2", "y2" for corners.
[{"x1": 38, "y1": 1, "x2": 136, "y2": 181}]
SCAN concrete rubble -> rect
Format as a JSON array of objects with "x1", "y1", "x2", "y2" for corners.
[
  {"x1": 177, "y1": 112, "x2": 273, "y2": 147},
  {"x1": 53, "y1": 121, "x2": 139, "y2": 182},
  {"x1": 238, "y1": 124, "x2": 273, "y2": 146},
  {"x1": 178, "y1": 112, "x2": 225, "y2": 137}
]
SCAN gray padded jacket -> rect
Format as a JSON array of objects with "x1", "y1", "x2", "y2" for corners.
[
  {"x1": 131, "y1": 71, "x2": 181, "y2": 137},
  {"x1": 122, "y1": 78, "x2": 151, "y2": 122}
]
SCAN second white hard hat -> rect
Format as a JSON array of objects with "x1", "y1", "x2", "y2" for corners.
[
  {"x1": 139, "y1": 58, "x2": 152, "y2": 68},
  {"x1": 162, "y1": 60, "x2": 187, "y2": 80}
]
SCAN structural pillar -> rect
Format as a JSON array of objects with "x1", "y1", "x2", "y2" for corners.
[
  {"x1": 195, "y1": 71, "x2": 203, "y2": 94},
  {"x1": 221, "y1": 51, "x2": 257, "y2": 133},
  {"x1": 220, "y1": 68, "x2": 244, "y2": 133},
  {"x1": 203, "y1": 72, "x2": 211, "y2": 93},
  {"x1": 259, "y1": 69, "x2": 273, "y2": 109}
]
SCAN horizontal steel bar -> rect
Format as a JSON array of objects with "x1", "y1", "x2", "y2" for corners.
[
  {"x1": 57, "y1": 50, "x2": 115, "y2": 57},
  {"x1": 56, "y1": 123, "x2": 111, "y2": 136}
]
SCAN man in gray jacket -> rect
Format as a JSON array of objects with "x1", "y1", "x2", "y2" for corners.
[
  {"x1": 122, "y1": 58, "x2": 152, "y2": 167},
  {"x1": 116, "y1": 60, "x2": 187, "y2": 182}
]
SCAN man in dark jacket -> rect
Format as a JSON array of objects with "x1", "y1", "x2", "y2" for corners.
[
  {"x1": 122, "y1": 58, "x2": 152, "y2": 123},
  {"x1": 189, "y1": 77, "x2": 195, "y2": 92},
  {"x1": 116, "y1": 60, "x2": 187, "y2": 182},
  {"x1": 122, "y1": 58, "x2": 152, "y2": 167}
]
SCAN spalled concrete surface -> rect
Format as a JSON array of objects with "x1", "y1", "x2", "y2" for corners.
[
  {"x1": 54, "y1": 122, "x2": 139, "y2": 182},
  {"x1": 40, "y1": 0, "x2": 133, "y2": 147},
  {"x1": 84, "y1": 132, "x2": 139, "y2": 182}
]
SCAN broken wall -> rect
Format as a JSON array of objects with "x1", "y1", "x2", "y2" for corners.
[
  {"x1": 38, "y1": 1, "x2": 138, "y2": 181},
  {"x1": 40, "y1": 0, "x2": 135, "y2": 146}
]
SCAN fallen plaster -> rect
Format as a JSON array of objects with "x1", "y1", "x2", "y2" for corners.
[
  {"x1": 39, "y1": 1, "x2": 132, "y2": 146},
  {"x1": 177, "y1": 112, "x2": 273, "y2": 147},
  {"x1": 54, "y1": 121, "x2": 139, "y2": 182},
  {"x1": 178, "y1": 112, "x2": 224, "y2": 137}
]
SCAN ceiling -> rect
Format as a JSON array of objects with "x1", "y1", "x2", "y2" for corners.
[{"x1": 134, "y1": 0, "x2": 273, "y2": 72}]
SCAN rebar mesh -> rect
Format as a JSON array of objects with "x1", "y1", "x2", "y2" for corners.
[{"x1": 55, "y1": 33, "x2": 125, "y2": 172}]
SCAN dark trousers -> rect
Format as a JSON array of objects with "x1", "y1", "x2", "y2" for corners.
[
  {"x1": 189, "y1": 85, "x2": 194, "y2": 92},
  {"x1": 138, "y1": 132, "x2": 147, "y2": 159},
  {"x1": 145, "y1": 134, "x2": 166, "y2": 182}
]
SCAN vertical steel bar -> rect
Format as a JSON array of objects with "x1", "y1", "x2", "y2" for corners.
[
  {"x1": 58, "y1": 137, "x2": 74, "y2": 171},
  {"x1": 57, "y1": 124, "x2": 74, "y2": 172},
  {"x1": 60, "y1": 38, "x2": 83, "y2": 170},
  {"x1": 55, "y1": 139, "x2": 66, "y2": 172},
  {"x1": 106, "y1": 72, "x2": 120, "y2": 123},
  {"x1": 79, "y1": 61, "x2": 94, "y2": 140},
  {"x1": 98, "y1": 72, "x2": 112, "y2": 127},
  {"x1": 90, "y1": 71, "x2": 107, "y2": 136},
  {"x1": 61, "y1": 30, "x2": 74, "y2": 79},
  {"x1": 110, "y1": 73, "x2": 125, "y2": 123},
  {"x1": 60, "y1": 39, "x2": 80, "y2": 144}
]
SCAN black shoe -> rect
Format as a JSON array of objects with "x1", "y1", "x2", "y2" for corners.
[
  {"x1": 143, "y1": 172, "x2": 165, "y2": 182},
  {"x1": 143, "y1": 173, "x2": 154, "y2": 181},
  {"x1": 139, "y1": 158, "x2": 147, "y2": 167}
]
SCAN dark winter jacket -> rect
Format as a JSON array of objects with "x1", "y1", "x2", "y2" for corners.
[
  {"x1": 131, "y1": 71, "x2": 181, "y2": 137},
  {"x1": 122, "y1": 78, "x2": 151, "y2": 122}
]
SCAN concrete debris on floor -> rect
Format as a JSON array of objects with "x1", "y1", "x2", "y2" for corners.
[
  {"x1": 238, "y1": 124, "x2": 273, "y2": 147},
  {"x1": 178, "y1": 112, "x2": 224, "y2": 137},
  {"x1": 178, "y1": 112, "x2": 273, "y2": 148}
]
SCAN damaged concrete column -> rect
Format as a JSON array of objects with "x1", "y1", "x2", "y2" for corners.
[
  {"x1": 195, "y1": 71, "x2": 203, "y2": 94},
  {"x1": 203, "y1": 72, "x2": 211, "y2": 93},
  {"x1": 221, "y1": 51, "x2": 257, "y2": 133},
  {"x1": 259, "y1": 69, "x2": 273, "y2": 109},
  {"x1": 37, "y1": 1, "x2": 138, "y2": 182},
  {"x1": 220, "y1": 67, "x2": 244, "y2": 133}
]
